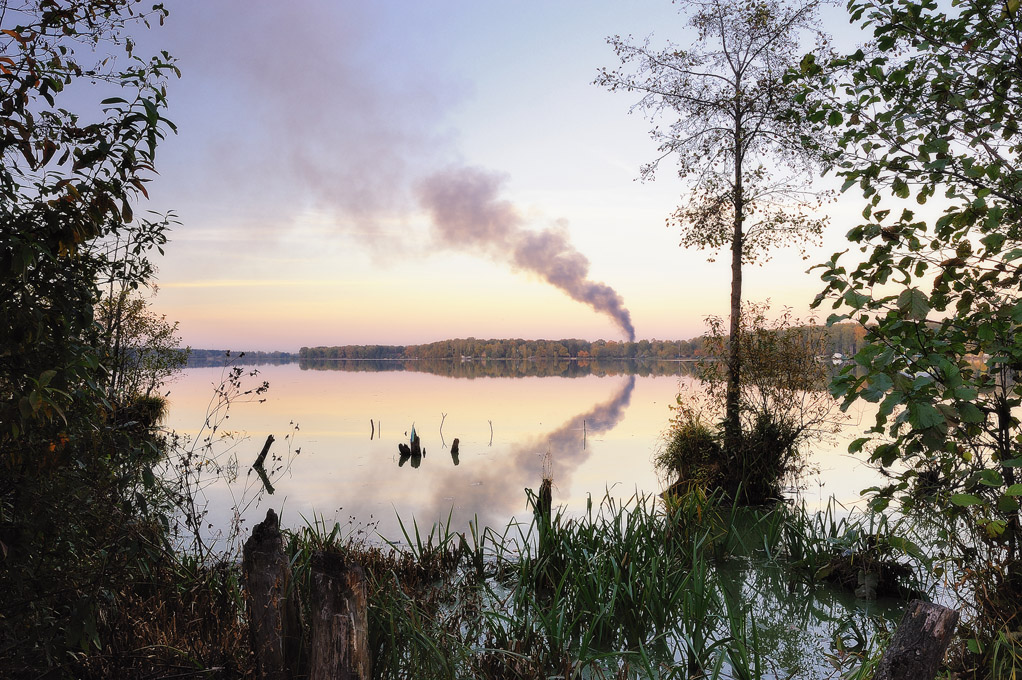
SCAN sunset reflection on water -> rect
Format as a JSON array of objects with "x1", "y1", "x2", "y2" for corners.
[{"x1": 164, "y1": 361, "x2": 882, "y2": 545}]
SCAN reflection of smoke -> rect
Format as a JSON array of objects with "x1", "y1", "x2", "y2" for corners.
[
  {"x1": 416, "y1": 376, "x2": 636, "y2": 529},
  {"x1": 418, "y1": 166, "x2": 636, "y2": 341}
]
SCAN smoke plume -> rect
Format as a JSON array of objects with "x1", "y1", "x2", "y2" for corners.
[
  {"x1": 418, "y1": 166, "x2": 636, "y2": 341},
  {"x1": 161, "y1": 5, "x2": 636, "y2": 337}
]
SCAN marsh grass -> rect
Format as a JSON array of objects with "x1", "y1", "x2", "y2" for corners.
[
  {"x1": 271, "y1": 487, "x2": 917, "y2": 679},
  {"x1": 65, "y1": 486, "x2": 945, "y2": 679}
]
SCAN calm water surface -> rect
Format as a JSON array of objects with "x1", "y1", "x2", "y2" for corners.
[{"x1": 165, "y1": 359, "x2": 881, "y2": 544}]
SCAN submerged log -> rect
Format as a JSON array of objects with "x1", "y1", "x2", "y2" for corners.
[
  {"x1": 243, "y1": 508, "x2": 302, "y2": 680},
  {"x1": 873, "y1": 600, "x2": 958, "y2": 680},
  {"x1": 309, "y1": 551, "x2": 371, "y2": 680}
]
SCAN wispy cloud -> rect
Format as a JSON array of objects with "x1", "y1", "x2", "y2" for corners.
[{"x1": 161, "y1": 279, "x2": 359, "y2": 290}]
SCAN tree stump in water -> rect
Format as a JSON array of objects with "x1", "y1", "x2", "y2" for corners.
[
  {"x1": 874, "y1": 600, "x2": 958, "y2": 680},
  {"x1": 309, "y1": 551, "x2": 371, "y2": 680},
  {"x1": 538, "y1": 478, "x2": 552, "y2": 523},
  {"x1": 243, "y1": 508, "x2": 302, "y2": 680}
]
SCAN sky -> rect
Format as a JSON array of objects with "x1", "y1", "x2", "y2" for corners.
[{"x1": 129, "y1": 1, "x2": 868, "y2": 351}]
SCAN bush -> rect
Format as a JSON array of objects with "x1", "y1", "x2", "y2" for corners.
[{"x1": 657, "y1": 303, "x2": 839, "y2": 505}]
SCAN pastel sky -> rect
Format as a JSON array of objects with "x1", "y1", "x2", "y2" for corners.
[{"x1": 135, "y1": 1, "x2": 867, "y2": 351}]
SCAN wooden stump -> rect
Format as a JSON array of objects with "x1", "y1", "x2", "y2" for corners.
[
  {"x1": 309, "y1": 551, "x2": 371, "y2": 680},
  {"x1": 243, "y1": 508, "x2": 302, "y2": 680},
  {"x1": 538, "y1": 478, "x2": 552, "y2": 522},
  {"x1": 874, "y1": 600, "x2": 958, "y2": 680}
]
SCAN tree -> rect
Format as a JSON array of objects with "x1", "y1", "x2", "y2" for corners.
[
  {"x1": 597, "y1": 0, "x2": 830, "y2": 456},
  {"x1": 804, "y1": 0, "x2": 1022, "y2": 663},
  {"x1": 1, "y1": 0, "x2": 178, "y2": 439},
  {"x1": 0, "y1": 1, "x2": 179, "y2": 672},
  {"x1": 95, "y1": 289, "x2": 188, "y2": 402}
]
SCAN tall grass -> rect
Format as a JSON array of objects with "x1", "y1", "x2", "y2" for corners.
[{"x1": 279, "y1": 487, "x2": 812, "y2": 679}]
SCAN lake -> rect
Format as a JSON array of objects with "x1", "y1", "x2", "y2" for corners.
[{"x1": 163, "y1": 357, "x2": 881, "y2": 548}]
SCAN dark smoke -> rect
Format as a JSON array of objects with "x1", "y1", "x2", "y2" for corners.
[
  {"x1": 418, "y1": 166, "x2": 636, "y2": 341},
  {"x1": 415, "y1": 376, "x2": 636, "y2": 529}
]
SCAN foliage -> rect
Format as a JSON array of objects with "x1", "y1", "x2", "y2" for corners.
[
  {"x1": 0, "y1": 0, "x2": 178, "y2": 440},
  {"x1": 96, "y1": 289, "x2": 188, "y2": 402},
  {"x1": 597, "y1": 0, "x2": 831, "y2": 453},
  {"x1": 297, "y1": 329, "x2": 867, "y2": 366},
  {"x1": 0, "y1": 1, "x2": 182, "y2": 675},
  {"x1": 655, "y1": 403, "x2": 723, "y2": 492},
  {"x1": 799, "y1": 0, "x2": 1022, "y2": 672},
  {"x1": 658, "y1": 304, "x2": 841, "y2": 504}
]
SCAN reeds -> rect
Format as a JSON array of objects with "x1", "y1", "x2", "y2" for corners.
[
  {"x1": 76, "y1": 486, "x2": 945, "y2": 678},
  {"x1": 276, "y1": 487, "x2": 858, "y2": 679}
]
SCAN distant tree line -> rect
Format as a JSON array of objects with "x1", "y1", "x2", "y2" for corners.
[
  {"x1": 296, "y1": 323, "x2": 866, "y2": 363},
  {"x1": 298, "y1": 357, "x2": 696, "y2": 379},
  {"x1": 186, "y1": 349, "x2": 297, "y2": 367}
]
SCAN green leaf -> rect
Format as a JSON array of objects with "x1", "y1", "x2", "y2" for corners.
[
  {"x1": 950, "y1": 493, "x2": 984, "y2": 507},
  {"x1": 958, "y1": 402, "x2": 985, "y2": 423},
  {"x1": 886, "y1": 535, "x2": 926, "y2": 561},
  {"x1": 954, "y1": 386, "x2": 979, "y2": 401},
  {"x1": 892, "y1": 177, "x2": 910, "y2": 198},
  {"x1": 1004, "y1": 484, "x2": 1022, "y2": 497},
  {"x1": 843, "y1": 289, "x2": 871, "y2": 309},
  {"x1": 983, "y1": 519, "x2": 1007, "y2": 538},
  {"x1": 908, "y1": 401, "x2": 943, "y2": 429},
  {"x1": 980, "y1": 232, "x2": 1006, "y2": 252},
  {"x1": 897, "y1": 288, "x2": 930, "y2": 321},
  {"x1": 975, "y1": 469, "x2": 1004, "y2": 487},
  {"x1": 862, "y1": 373, "x2": 893, "y2": 401}
]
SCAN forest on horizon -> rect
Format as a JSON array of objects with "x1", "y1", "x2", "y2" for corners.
[{"x1": 184, "y1": 321, "x2": 865, "y2": 364}]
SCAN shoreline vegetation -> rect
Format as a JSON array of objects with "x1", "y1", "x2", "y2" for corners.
[{"x1": 185, "y1": 323, "x2": 868, "y2": 368}]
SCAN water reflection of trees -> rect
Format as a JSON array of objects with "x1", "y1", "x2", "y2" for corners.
[
  {"x1": 716, "y1": 559, "x2": 897, "y2": 679},
  {"x1": 297, "y1": 358, "x2": 695, "y2": 379}
]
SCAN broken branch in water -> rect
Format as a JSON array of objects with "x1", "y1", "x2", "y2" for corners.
[
  {"x1": 252, "y1": 434, "x2": 276, "y2": 494},
  {"x1": 254, "y1": 434, "x2": 275, "y2": 469}
]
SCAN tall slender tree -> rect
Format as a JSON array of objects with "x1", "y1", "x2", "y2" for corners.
[{"x1": 597, "y1": 0, "x2": 830, "y2": 457}]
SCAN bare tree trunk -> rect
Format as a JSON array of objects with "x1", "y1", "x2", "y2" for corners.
[
  {"x1": 725, "y1": 122, "x2": 745, "y2": 463},
  {"x1": 873, "y1": 600, "x2": 958, "y2": 680},
  {"x1": 243, "y1": 508, "x2": 303, "y2": 680},
  {"x1": 309, "y1": 551, "x2": 371, "y2": 680}
]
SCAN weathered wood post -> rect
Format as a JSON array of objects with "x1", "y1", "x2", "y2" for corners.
[
  {"x1": 873, "y1": 600, "x2": 958, "y2": 680},
  {"x1": 309, "y1": 551, "x2": 371, "y2": 680},
  {"x1": 242, "y1": 508, "x2": 302, "y2": 680},
  {"x1": 538, "y1": 478, "x2": 552, "y2": 524}
]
